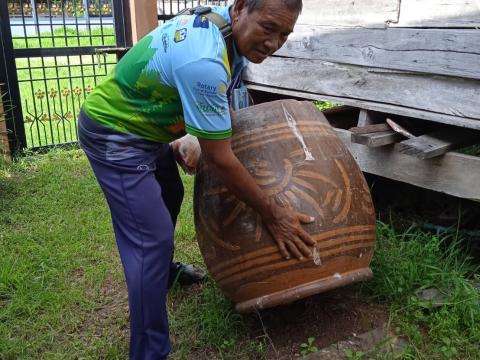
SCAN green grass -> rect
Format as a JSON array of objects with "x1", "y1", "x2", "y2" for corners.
[
  {"x1": 13, "y1": 25, "x2": 116, "y2": 50},
  {"x1": 0, "y1": 149, "x2": 265, "y2": 359},
  {"x1": 1, "y1": 149, "x2": 480, "y2": 359},
  {"x1": 460, "y1": 145, "x2": 480, "y2": 157},
  {"x1": 364, "y1": 223, "x2": 480, "y2": 359},
  {"x1": 0, "y1": 149, "x2": 128, "y2": 358},
  {"x1": 314, "y1": 100, "x2": 338, "y2": 111}
]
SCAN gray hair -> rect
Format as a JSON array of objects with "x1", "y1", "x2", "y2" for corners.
[{"x1": 239, "y1": 0, "x2": 303, "y2": 14}]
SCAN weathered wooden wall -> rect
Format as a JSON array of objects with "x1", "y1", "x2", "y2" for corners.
[
  {"x1": 393, "y1": 0, "x2": 480, "y2": 28},
  {"x1": 245, "y1": 0, "x2": 480, "y2": 128}
]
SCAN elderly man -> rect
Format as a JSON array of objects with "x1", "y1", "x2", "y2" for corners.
[{"x1": 78, "y1": 0, "x2": 312, "y2": 358}]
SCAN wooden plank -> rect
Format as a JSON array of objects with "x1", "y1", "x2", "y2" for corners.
[
  {"x1": 352, "y1": 130, "x2": 402, "y2": 147},
  {"x1": 396, "y1": 128, "x2": 480, "y2": 159},
  {"x1": 350, "y1": 121, "x2": 400, "y2": 147},
  {"x1": 244, "y1": 57, "x2": 480, "y2": 121},
  {"x1": 246, "y1": 84, "x2": 480, "y2": 130},
  {"x1": 350, "y1": 123, "x2": 391, "y2": 134},
  {"x1": 298, "y1": 0, "x2": 400, "y2": 28},
  {"x1": 278, "y1": 26, "x2": 480, "y2": 80},
  {"x1": 335, "y1": 128, "x2": 480, "y2": 201},
  {"x1": 386, "y1": 118, "x2": 415, "y2": 139},
  {"x1": 394, "y1": 0, "x2": 480, "y2": 28}
]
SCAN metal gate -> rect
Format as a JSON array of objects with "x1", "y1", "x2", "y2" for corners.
[
  {"x1": 0, "y1": 0, "x2": 126, "y2": 154},
  {"x1": 158, "y1": 0, "x2": 230, "y2": 22}
]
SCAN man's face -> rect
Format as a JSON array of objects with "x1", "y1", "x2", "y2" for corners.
[{"x1": 231, "y1": 0, "x2": 299, "y2": 64}]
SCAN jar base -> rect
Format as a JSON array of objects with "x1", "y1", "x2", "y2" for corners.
[{"x1": 235, "y1": 267, "x2": 373, "y2": 313}]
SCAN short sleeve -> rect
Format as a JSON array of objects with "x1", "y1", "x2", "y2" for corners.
[{"x1": 174, "y1": 58, "x2": 231, "y2": 140}]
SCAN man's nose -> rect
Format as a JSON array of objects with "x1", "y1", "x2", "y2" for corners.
[{"x1": 264, "y1": 36, "x2": 281, "y2": 53}]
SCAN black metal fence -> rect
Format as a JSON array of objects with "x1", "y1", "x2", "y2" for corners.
[
  {"x1": 1, "y1": 0, "x2": 231, "y2": 154},
  {"x1": 1, "y1": 0, "x2": 126, "y2": 154},
  {"x1": 158, "y1": 0, "x2": 230, "y2": 22}
]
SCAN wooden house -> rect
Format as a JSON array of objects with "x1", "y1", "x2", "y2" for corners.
[{"x1": 245, "y1": 0, "x2": 480, "y2": 201}]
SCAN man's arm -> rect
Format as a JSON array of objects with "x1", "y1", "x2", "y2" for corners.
[{"x1": 198, "y1": 137, "x2": 316, "y2": 260}]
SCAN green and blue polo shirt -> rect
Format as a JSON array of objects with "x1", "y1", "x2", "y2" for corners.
[{"x1": 82, "y1": 6, "x2": 247, "y2": 143}]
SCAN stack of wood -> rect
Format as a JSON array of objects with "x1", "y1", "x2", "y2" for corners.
[
  {"x1": 329, "y1": 107, "x2": 480, "y2": 202},
  {"x1": 349, "y1": 111, "x2": 480, "y2": 159}
]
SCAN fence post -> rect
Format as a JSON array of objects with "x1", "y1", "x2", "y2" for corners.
[
  {"x1": 127, "y1": 0, "x2": 158, "y2": 44},
  {"x1": 0, "y1": 0, "x2": 27, "y2": 156},
  {"x1": 0, "y1": 94, "x2": 12, "y2": 162}
]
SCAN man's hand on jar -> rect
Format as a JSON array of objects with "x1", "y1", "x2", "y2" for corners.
[{"x1": 263, "y1": 203, "x2": 316, "y2": 260}]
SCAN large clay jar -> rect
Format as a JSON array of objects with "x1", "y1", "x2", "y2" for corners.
[{"x1": 194, "y1": 100, "x2": 375, "y2": 313}]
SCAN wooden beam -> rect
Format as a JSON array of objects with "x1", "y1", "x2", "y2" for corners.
[
  {"x1": 246, "y1": 84, "x2": 480, "y2": 130},
  {"x1": 350, "y1": 124, "x2": 402, "y2": 147},
  {"x1": 386, "y1": 118, "x2": 415, "y2": 139},
  {"x1": 298, "y1": 0, "x2": 400, "y2": 28},
  {"x1": 393, "y1": 0, "x2": 480, "y2": 28},
  {"x1": 396, "y1": 128, "x2": 480, "y2": 159},
  {"x1": 279, "y1": 26, "x2": 480, "y2": 80},
  {"x1": 128, "y1": 0, "x2": 158, "y2": 44},
  {"x1": 335, "y1": 128, "x2": 480, "y2": 202},
  {"x1": 245, "y1": 57, "x2": 480, "y2": 123},
  {"x1": 352, "y1": 131, "x2": 402, "y2": 147},
  {"x1": 350, "y1": 123, "x2": 392, "y2": 134}
]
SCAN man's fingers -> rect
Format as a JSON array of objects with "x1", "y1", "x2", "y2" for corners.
[
  {"x1": 293, "y1": 237, "x2": 313, "y2": 257},
  {"x1": 277, "y1": 241, "x2": 290, "y2": 260},
  {"x1": 286, "y1": 240, "x2": 304, "y2": 260},
  {"x1": 297, "y1": 212, "x2": 315, "y2": 224},
  {"x1": 298, "y1": 228, "x2": 316, "y2": 246}
]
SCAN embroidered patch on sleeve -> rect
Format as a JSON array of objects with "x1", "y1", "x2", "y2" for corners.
[{"x1": 193, "y1": 15, "x2": 209, "y2": 29}]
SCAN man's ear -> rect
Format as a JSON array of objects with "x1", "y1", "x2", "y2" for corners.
[{"x1": 232, "y1": 0, "x2": 246, "y2": 18}]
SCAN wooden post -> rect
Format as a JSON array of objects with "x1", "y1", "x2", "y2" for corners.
[
  {"x1": 0, "y1": 93, "x2": 11, "y2": 162},
  {"x1": 357, "y1": 109, "x2": 385, "y2": 127},
  {"x1": 127, "y1": 0, "x2": 158, "y2": 44}
]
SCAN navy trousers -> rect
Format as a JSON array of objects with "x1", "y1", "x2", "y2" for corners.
[{"x1": 78, "y1": 111, "x2": 184, "y2": 359}]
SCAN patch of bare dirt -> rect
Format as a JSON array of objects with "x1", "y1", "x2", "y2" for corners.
[
  {"x1": 77, "y1": 270, "x2": 129, "y2": 342},
  {"x1": 244, "y1": 286, "x2": 389, "y2": 359}
]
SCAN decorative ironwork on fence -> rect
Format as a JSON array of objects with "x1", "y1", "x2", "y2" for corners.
[{"x1": 7, "y1": 1, "x2": 112, "y2": 17}]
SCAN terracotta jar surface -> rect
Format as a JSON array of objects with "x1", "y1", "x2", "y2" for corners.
[{"x1": 194, "y1": 99, "x2": 376, "y2": 313}]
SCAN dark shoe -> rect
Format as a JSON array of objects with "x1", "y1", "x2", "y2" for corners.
[{"x1": 168, "y1": 262, "x2": 206, "y2": 289}]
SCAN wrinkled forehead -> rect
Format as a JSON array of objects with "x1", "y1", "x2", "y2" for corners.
[
  {"x1": 254, "y1": 2, "x2": 300, "y2": 30},
  {"x1": 252, "y1": 0, "x2": 301, "y2": 13}
]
